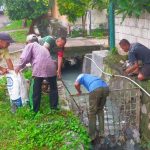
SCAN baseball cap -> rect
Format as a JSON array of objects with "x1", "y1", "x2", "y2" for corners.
[
  {"x1": 0, "y1": 32, "x2": 15, "y2": 43},
  {"x1": 26, "y1": 34, "x2": 38, "y2": 43}
]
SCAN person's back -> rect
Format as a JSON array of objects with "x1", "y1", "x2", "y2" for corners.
[
  {"x1": 76, "y1": 74, "x2": 108, "y2": 92},
  {"x1": 38, "y1": 35, "x2": 64, "y2": 60},
  {"x1": 129, "y1": 43, "x2": 150, "y2": 64},
  {"x1": 74, "y1": 73, "x2": 109, "y2": 142},
  {"x1": 19, "y1": 42, "x2": 56, "y2": 77},
  {"x1": 38, "y1": 35, "x2": 55, "y2": 47}
]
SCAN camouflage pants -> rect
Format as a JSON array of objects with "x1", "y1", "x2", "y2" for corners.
[{"x1": 88, "y1": 87, "x2": 109, "y2": 140}]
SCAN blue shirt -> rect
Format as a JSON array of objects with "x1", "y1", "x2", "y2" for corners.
[
  {"x1": 128, "y1": 43, "x2": 150, "y2": 64},
  {"x1": 76, "y1": 74, "x2": 108, "y2": 93}
]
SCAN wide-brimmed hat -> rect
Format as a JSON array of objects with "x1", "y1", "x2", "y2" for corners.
[{"x1": 0, "y1": 32, "x2": 15, "y2": 43}]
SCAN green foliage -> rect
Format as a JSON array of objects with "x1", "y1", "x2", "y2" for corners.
[
  {"x1": 10, "y1": 30, "x2": 28, "y2": 43},
  {"x1": 71, "y1": 28, "x2": 107, "y2": 38},
  {"x1": 3, "y1": 0, "x2": 54, "y2": 20},
  {"x1": 0, "y1": 77, "x2": 90, "y2": 150},
  {"x1": 0, "y1": 0, "x2": 4, "y2": 5},
  {"x1": 110, "y1": 47, "x2": 118, "y2": 55},
  {"x1": 90, "y1": 0, "x2": 108, "y2": 10},
  {"x1": 23, "y1": 69, "x2": 32, "y2": 80},
  {"x1": 90, "y1": 28, "x2": 107, "y2": 38},
  {"x1": 57, "y1": 0, "x2": 108, "y2": 23},
  {"x1": 0, "y1": 20, "x2": 31, "y2": 31},
  {"x1": 57, "y1": 0, "x2": 91, "y2": 23},
  {"x1": 105, "y1": 51, "x2": 128, "y2": 66},
  {"x1": 0, "y1": 77, "x2": 7, "y2": 102},
  {"x1": 113, "y1": 0, "x2": 150, "y2": 19},
  {"x1": 13, "y1": 111, "x2": 90, "y2": 150}
]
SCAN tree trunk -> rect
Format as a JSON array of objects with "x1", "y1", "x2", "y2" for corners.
[
  {"x1": 22, "y1": 19, "x2": 27, "y2": 28},
  {"x1": 28, "y1": 19, "x2": 36, "y2": 34},
  {"x1": 28, "y1": 14, "x2": 48, "y2": 35},
  {"x1": 82, "y1": 12, "x2": 87, "y2": 37}
]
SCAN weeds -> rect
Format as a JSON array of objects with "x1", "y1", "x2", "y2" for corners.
[{"x1": 0, "y1": 77, "x2": 90, "y2": 150}]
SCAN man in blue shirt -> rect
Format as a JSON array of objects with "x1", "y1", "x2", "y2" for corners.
[
  {"x1": 119, "y1": 39, "x2": 150, "y2": 80},
  {"x1": 74, "y1": 74, "x2": 109, "y2": 141}
]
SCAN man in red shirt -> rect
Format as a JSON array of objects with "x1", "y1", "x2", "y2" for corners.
[{"x1": 39, "y1": 36, "x2": 66, "y2": 79}]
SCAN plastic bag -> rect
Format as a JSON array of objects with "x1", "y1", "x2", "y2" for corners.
[
  {"x1": 6, "y1": 70, "x2": 21, "y2": 101},
  {"x1": 6, "y1": 70, "x2": 29, "y2": 106},
  {"x1": 18, "y1": 72, "x2": 29, "y2": 106}
]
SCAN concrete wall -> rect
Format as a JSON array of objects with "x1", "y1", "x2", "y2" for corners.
[
  {"x1": 83, "y1": 50, "x2": 109, "y2": 77},
  {"x1": 115, "y1": 15, "x2": 150, "y2": 141},
  {"x1": 91, "y1": 50, "x2": 108, "y2": 77},
  {"x1": 74, "y1": 9, "x2": 108, "y2": 29},
  {"x1": 115, "y1": 12, "x2": 150, "y2": 54}
]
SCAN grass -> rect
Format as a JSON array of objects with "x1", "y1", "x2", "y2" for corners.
[
  {"x1": 90, "y1": 28, "x2": 108, "y2": 38},
  {"x1": 70, "y1": 28, "x2": 108, "y2": 38},
  {"x1": 10, "y1": 30, "x2": 28, "y2": 43},
  {"x1": 0, "y1": 20, "x2": 31, "y2": 31},
  {"x1": 0, "y1": 20, "x2": 31, "y2": 43},
  {"x1": 0, "y1": 20, "x2": 30, "y2": 43},
  {"x1": 0, "y1": 76, "x2": 90, "y2": 150}
]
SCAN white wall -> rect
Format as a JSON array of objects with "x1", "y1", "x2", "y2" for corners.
[
  {"x1": 115, "y1": 12, "x2": 150, "y2": 54},
  {"x1": 73, "y1": 9, "x2": 108, "y2": 29}
]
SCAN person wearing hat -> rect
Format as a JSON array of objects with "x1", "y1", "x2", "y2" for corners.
[
  {"x1": 15, "y1": 34, "x2": 58, "y2": 113},
  {"x1": 39, "y1": 35, "x2": 67, "y2": 79},
  {"x1": 0, "y1": 32, "x2": 14, "y2": 74}
]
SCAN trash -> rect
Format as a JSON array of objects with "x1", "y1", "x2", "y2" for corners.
[
  {"x1": 18, "y1": 72, "x2": 29, "y2": 106},
  {"x1": 6, "y1": 70, "x2": 21, "y2": 101},
  {"x1": 6, "y1": 70, "x2": 29, "y2": 110}
]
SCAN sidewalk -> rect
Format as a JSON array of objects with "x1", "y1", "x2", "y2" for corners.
[
  {"x1": 9, "y1": 37, "x2": 108, "y2": 53},
  {"x1": 66, "y1": 37, "x2": 108, "y2": 48},
  {"x1": 9, "y1": 43, "x2": 25, "y2": 52}
]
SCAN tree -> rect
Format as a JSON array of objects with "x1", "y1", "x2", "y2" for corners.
[
  {"x1": 91, "y1": 0, "x2": 108, "y2": 10},
  {"x1": 57, "y1": 0, "x2": 91, "y2": 36},
  {"x1": 113, "y1": 0, "x2": 150, "y2": 20},
  {"x1": 0, "y1": 0, "x2": 4, "y2": 6},
  {"x1": 3, "y1": 0, "x2": 54, "y2": 34}
]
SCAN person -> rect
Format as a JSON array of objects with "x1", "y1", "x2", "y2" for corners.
[
  {"x1": 15, "y1": 34, "x2": 58, "y2": 113},
  {"x1": 38, "y1": 35, "x2": 66, "y2": 79},
  {"x1": 119, "y1": 39, "x2": 150, "y2": 80},
  {"x1": 74, "y1": 73, "x2": 109, "y2": 142},
  {"x1": 0, "y1": 32, "x2": 14, "y2": 74}
]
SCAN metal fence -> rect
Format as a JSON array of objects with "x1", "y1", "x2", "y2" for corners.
[{"x1": 68, "y1": 87, "x2": 141, "y2": 139}]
